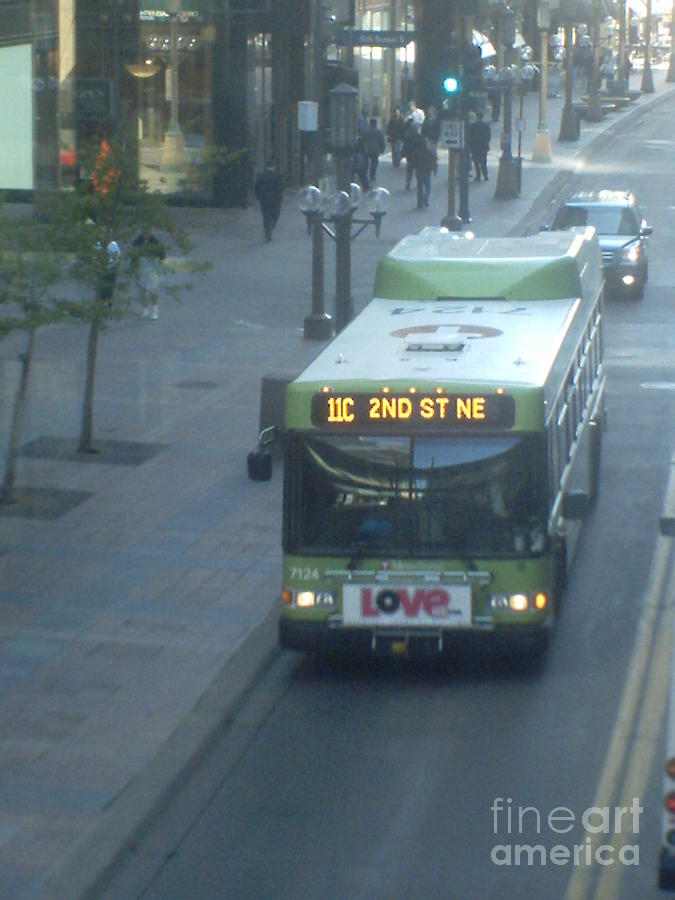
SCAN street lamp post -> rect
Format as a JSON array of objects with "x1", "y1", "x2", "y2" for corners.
[
  {"x1": 494, "y1": 9, "x2": 519, "y2": 200},
  {"x1": 298, "y1": 83, "x2": 390, "y2": 338},
  {"x1": 617, "y1": 0, "x2": 629, "y2": 93},
  {"x1": 641, "y1": 0, "x2": 655, "y2": 93},
  {"x1": 299, "y1": 184, "x2": 390, "y2": 337},
  {"x1": 532, "y1": 0, "x2": 553, "y2": 163},
  {"x1": 299, "y1": 185, "x2": 332, "y2": 340},
  {"x1": 669, "y1": 0, "x2": 675, "y2": 83},
  {"x1": 516, "y1": 59, "x2": 536, "y2": 163},
  {"x1": 559, "y1": 22, "x2": 580, "y2": 141},
  {"x1": 329, "y1": 83, "x2": 359, "y2": 332},
  {"x1": 584, "y1": 20, "x2": 603, "y2": 122}
]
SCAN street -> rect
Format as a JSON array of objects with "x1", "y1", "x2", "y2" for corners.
[{"x1": 97, "y1": 91, "x2": 675, "y2": 900}]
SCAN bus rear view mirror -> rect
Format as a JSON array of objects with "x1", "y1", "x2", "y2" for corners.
[
  {"x1": 247, "y1": 447, "x2": 272, "y2": 481},
  {"x1": 247, "y1": 425, "x2": 279, "y2": 481},
  {"x1": 562, "y1": 490, "x2": 590, "y2": 520}
]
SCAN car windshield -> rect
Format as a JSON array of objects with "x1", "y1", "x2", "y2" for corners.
[
  {"x1": 285, "y1": 433, "x2": 547, "y2": 558},
  {"x1": 553, "y1": 204, "x2": 638, "y2": 236}
]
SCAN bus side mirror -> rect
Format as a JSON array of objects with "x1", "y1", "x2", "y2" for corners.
[
  {"x1": 562, "y1": 489, "x2": 590, "y2": 520},
  {"x1": 247, "y1": 425, "x2": 279, "y2": 481},
  {"x1": 247, "y1": 447, "x2": 272, "y2": 481}
]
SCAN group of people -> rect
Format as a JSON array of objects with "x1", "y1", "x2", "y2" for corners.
[
  {"x1": 381, "y1": 99, "x2": 492, "y2": 207},
  {"x1": 251, "y1": 98, "x2": 493, "y2": 243},
  {"x1": 380, "y1": 101, "x2": 441, "y2": 209}
]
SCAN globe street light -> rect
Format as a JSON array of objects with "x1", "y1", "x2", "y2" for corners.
[{"x1": 299, "y1": 181, "x2": 390, "y2": 338}]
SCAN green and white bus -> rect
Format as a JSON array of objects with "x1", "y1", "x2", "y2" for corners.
[{"x1": 278, "y1": 227, "x2": 606, "y2": 659}]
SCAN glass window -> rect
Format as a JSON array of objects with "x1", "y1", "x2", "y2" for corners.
[
  {"x1": 553, "y1": 204, "x2": 638, "y2": 236},
  {"x1": 286, "y1": 432, "x2": 547, "y2": 559},
  {"x1": 135, "y1": 5, "x2": 213, "y2": 195}
]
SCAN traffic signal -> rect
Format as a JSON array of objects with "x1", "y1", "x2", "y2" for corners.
[
  {"x1": 441, "y1": 70, "x2": 461, "y2": 118},
  {"x1": 464, "y1": 44, "x2": 484, "y2": 94},
  {"x1": 442, "y1": 73, "x2": 461, "y2": 95}
]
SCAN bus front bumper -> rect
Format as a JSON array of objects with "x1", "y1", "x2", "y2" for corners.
[{"x1": 279, "y1": 616, "x2": 550, "y2": 658}]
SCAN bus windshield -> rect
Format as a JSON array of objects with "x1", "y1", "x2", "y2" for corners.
[{"x1": 285, "y1": 433, "x2": 547, "y2": 558}]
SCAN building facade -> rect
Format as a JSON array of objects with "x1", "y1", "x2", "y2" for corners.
[{"x1": 2, "y1": 1, "x2": 632, "y2": 207}]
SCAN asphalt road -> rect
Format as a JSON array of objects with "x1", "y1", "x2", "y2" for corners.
[{"x1": 103, "y1": 92, "x2": 675, "y2": 900}]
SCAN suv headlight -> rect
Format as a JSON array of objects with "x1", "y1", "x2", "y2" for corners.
[{"x1": 621, "y1": 242, "x2": 641, "y2": 263}]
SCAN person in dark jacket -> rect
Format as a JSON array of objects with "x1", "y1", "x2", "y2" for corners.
[
  {"x1": 401, "y1": 119, "x2": 418, "y2": 190},
  {"x1": 362, "y1": 118, "x2": 386, "y2": 183},
  {"x1": 386, "y1": 106, "x2": 406, "y2": 168},
  {"x1": 254, "y1": 161, "x2": 284, "y2": 242},
  {"x1": 351, "y1": 137, "x2": 370, "y2": 192},
  {"x1": 469, "y1": 111, "x2": 491, "y2": 182},
  {"x1": 410, "y1": 131, "x2": 434, "y2": 208},
  {"x1": 421, "y1": 105, "x2": 441, "y2": 174}
]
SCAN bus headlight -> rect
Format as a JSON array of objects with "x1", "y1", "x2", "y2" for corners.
[
  {"x1": 509, "y1": 594, "x2": 529, "y2": 612},
  {"x1": 283, "y1": 589, "x2": 335, "y2": 609},
  {"x1": 490, "y1": 592, "x2": 548, "y2": 612}
]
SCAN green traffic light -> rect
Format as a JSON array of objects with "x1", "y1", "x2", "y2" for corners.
[{"x1": 442, "y1": 75, "x2": 460, "y2": 94}]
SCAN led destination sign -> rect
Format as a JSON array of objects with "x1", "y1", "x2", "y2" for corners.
[{"x1": 311, "y1": 391, "x2": 515, "y2": 429}]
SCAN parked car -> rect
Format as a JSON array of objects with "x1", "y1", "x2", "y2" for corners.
[{"x1": 545, "y1": 190, "x2": 652, "y2": 298}]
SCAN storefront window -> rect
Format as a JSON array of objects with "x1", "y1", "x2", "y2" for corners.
[
  {"x1": 354, "y1": 1, "x2": 415, "y2": 127},
  {"x1": 248, "y1": 32, "x2": 273, "y2": 168},
  {"x1": 135, "y1": 2, "x2": 213, "y2": 194}
]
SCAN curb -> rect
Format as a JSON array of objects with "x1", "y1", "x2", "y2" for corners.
[{"x1": 35, "y1": 607, "x2": 282, "y2": 900}]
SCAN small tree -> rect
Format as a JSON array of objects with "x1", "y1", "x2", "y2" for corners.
[
  {"x1": 45, "y1": 137, "x2": 194, "y2": 453},
  {"x1": 0, "y1": 215, "x2": 66, "y2": 503}
]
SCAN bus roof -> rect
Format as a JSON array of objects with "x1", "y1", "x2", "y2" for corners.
[
  {"x1": 286, "y1": 230, "x2": 603, "y2": 431},
  {"x1": 293, "y1": 296, "x2": 579, "y2": 390},
  {"x1": 372, "y1": 227, "x2": 602, "y2": 301}
]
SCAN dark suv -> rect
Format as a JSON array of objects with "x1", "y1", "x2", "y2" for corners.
[{"x1": 548, "y1": 191, "x2": 652, "y2": 298}]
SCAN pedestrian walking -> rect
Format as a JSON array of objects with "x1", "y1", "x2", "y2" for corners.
[
  {"x1": 386, "y1": 106, "x2": 406, "y2": 168},
  {"x1": 401, "y1": 119, "x2": 418, "y2": 191},
  {"x1": 488, "y1": 86, "x2": 501, "y2": 122},
  {"x1": 362, "y1": 117, "x2": 385, "y2": 183},
  {"x1": 131, "y1": 230, "x2": 166, "y2": 320},
  {"x1": 421, "y1": 105, "x2": 441, "y2": 174},
  {"x1": 407, "y1": 100, "x2": 425, "y2": 133},
  {"x1": 254, "y1": 160, "x2": 284, "y2": 242},
  {"x1": 469, "y1": 110, "x2": 491, "y2": 182},
  {"x1": 411, "y1": 131, "x2": 434, "y2": 208},
  {"x1": 97, "y1": 239, "x2": 121, "y2": 307},
  {"x1": 352, "y1": 137, "x2": 370, "y2": 192}
]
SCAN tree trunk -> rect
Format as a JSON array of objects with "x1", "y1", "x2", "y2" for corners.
[
  {"x1": 78, "y1": 314, "x2": 100, "y2": 453},
  {"x1": 0, "y1": 329, "x2": 35, "y2": 503}
]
